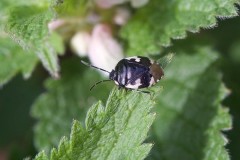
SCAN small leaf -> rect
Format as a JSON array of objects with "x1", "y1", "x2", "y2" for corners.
[
  {"x1": 220, "y1": 40, "x2": 240, "y2": 160},
  {"x1": 121, "y1": 0, "x2": 239, "y2": 55},
  {"x1": 34, "y1": 86, "x2": 160, "y2": 160},
  {"x1": 157, "y1": 53, "x2": 174, "y2": 69},
  {"x1": 48, "y1": 32, "x2": 65, "y2": 55},
  {"x1": 34, "y1": 151, "x2": 48, "y2": 160},
  {"x1": 0, "y1": 37, "x2": 38, "y2": 86},
  {"x1": 36, "y1": 43, "x2": 59, "y2": 78},
  {"x1": 5, "y1": 5, "x2": 60, "y2": 77},
  {"x1": 31, "y1": 57, "x2": 112, "y2": 152},
  {"x1": 148, "y1": 47, "x2": 232, "y2": 160},
  {"x1": 0, "y1": 0, "x2": 48, "y2": 16}
]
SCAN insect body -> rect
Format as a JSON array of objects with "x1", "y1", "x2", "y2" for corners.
[{"x1": 81, "y1": 56, "x2": 164, "y2": 91}]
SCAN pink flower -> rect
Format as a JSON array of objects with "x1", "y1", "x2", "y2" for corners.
[
  {"x1": 71, "y1": 24, "x2": 124, "y2": 76},
  {"x1": 88, "y1": 24, "x2": 124, "y2": 74},
  {"x1": 71, "y1": 32, "x2": 91, "y2": 57}
]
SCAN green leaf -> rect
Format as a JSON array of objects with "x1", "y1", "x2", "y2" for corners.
[
  {"x1": 34, "y1": 86, "x2": 158, "y2": 160},
  {"x1": 148, "y1": 48, "x2": 231, "y2": 160},
  {"x1": 53, "y1": 0, "x2": 90, "y2": 17},
  {"x1": 35, "y1": 151, "x2": 48, "y2": 160},
  {"x1": 0, "y1": 0, "x2": 48, "y2": 16},
  {"x1": 0, "y1": 37, "x2": 38, "y2": 86},
  {"x1": 31, "y1": 57, "x2": 112, "y2": 152},
  {"x1": 48, "y1": 32, "x2": 65, "y2": 55},
  {"x1": 121, "y1": 0, "x2": 239, "y2": 55},
  {"x1": 157, "y1": 53, "x2": 174, "y2": 69},
  {"x1": 220, "y1": 40, "x2": 240, "y2": 160},
  {"x1": 5, "y1": 5, "x2": 60, "y2": 77}
]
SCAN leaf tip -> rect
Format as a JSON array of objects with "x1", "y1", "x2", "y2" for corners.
[
  {"x1": 157, "y1": 53, "x2": 175, "y2": 69},
  {"x1": 34, "y1": 150, "x2": 48, "y2": 160}
]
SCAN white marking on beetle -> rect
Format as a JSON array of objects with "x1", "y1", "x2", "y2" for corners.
[
  {"x1": 134, "y1": 58, "x2": 141, "y2": 62},
  {"x1": 150, "y1": 59, "x2": 155, "y2": 64},
  {"x1": 125, "y1": 56, "x2": 141, "y2": 62},
  {"x1": 114, "y1": 81, "x2": 119, "y2": 85},
  {"x1": 149, "y1": 77, "x2": 155, "y2": 86},
  {"x1": 125, "y1": 56, "x2": 138, "y2": 60},
  {"x1": 149, "y1": 77, "x2": 156, "y2": 86},
  {"x1": 121, "y1": 76, "x2": 125, "y2": 84},
  {"x1": 125, "y1": 78, "x2": 141, "y2": 89},
  {"x1": 127, "y1": 71, "x2": 131, "y2": 79}
]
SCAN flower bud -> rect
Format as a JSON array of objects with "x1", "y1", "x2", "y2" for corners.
[
  {"x1": 71, "y1": 32, "x2": 91, "y2": 57},
  {"x1": 88, "y1": 24, "x2": 124, "y2": 76}
]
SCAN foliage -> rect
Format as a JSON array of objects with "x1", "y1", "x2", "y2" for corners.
[
  {"x1": 35, "y1": 87, "x2": 157, "y2": 160},
  {"x1": 31, "y1": 58, "x2": 111, "y2": 152},
  {"x1": 0, "y1": 37, "x2": 38, "y2": 86},
  {"x1": 149, "y1": 48, "x2": 231, "y2": 160},
  {"x1": 5, "y1": 2, "x2": 60, "y2": 77},
  {"x1": 0, "y1": 0, "x2": 239, "y2": 160},
  {"x1": 121, "y1": 0, "x2": 239, "y2": 55}
]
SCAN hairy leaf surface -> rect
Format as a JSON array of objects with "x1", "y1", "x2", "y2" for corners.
[
  {"x1": 5, "y1": 4, "x2": 60, "y2": 77},
  {"x1": 31, "y1": 58, "x2": 112, "y2": 152},
  {"x1": 34, "y1": 86, "x2": 158, "y2": 159},
  {"x1": 121, "y1": 0, "x2": 239, "y2": 55},
  {"x1": 0, "y1": 37, "x2": 38, "y2": 86},
  {"x1": 148, "y1": 48, "x2": 231, "y2": 160}
]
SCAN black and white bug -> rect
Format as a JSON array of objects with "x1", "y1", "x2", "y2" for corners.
[{"x1": 81, "y1": 56, "x2": 164, "y2": 92}]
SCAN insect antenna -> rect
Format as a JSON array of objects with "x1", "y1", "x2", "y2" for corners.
[
  {"x1": 81, "y1": 60, "x2": 110, "y2": 74},
  {"x1": 90, "y1": 80, "x2": 112, "y2": 91}
]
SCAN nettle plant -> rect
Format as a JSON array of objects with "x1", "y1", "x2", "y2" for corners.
[{"x1": 1, "y1": 0, "x2": 240, "y2": 159}]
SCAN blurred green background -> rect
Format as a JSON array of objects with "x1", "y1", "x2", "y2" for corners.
[{"x1": 0, "y1": 11, "x2": 240, "y2": 160}]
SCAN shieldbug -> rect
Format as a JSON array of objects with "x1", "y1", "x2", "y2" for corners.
[{"x1": 81, "y1": 56, "x2": 164, "y2": 93}]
